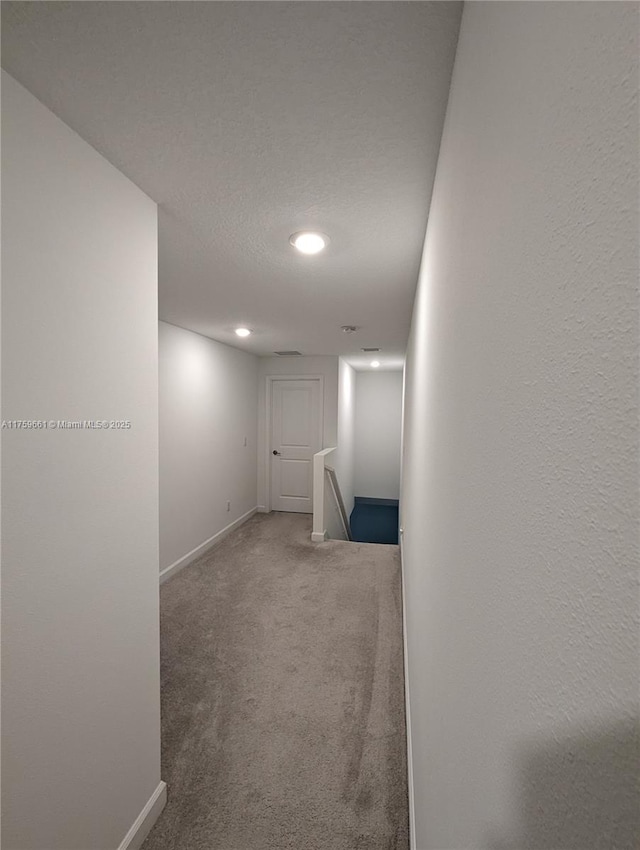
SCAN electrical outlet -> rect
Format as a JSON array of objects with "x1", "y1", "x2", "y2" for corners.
[{"x1": 226, "y1": 501, "x2": 231, "y2": 512}]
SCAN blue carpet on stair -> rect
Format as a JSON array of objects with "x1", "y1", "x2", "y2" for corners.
[{"x1": 350, "y1": 498, "x2": 399, "y2": 545}]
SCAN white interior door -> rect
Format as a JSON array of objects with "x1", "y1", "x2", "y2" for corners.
[{"x1": 270, "y1": 379, "x2": 322, "y2": 513}]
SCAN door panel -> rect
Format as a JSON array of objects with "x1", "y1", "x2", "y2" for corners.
[
  {"x1": 280, "y1": 387, "x2": 312, "y2": 446},
  {"x1": 280, "y1": 459, "x2": 311, "y2": 498},
  {"x1": 270, "y1": 379, "x2": 322, "y2": 513}
]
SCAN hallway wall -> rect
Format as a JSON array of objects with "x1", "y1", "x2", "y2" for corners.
[
  {"x1": 354, "y1": 371, "x2": 403, "y2": 500},
  {"x1": 159, "y1": 321, "x2": 258, "y2": 575},
  {"x1": 335, "y1": 357, "x2": 356, "y2": 516},
  {"x1": 401, "y1": 4, "x2": 639, "y2": 849},
  {"x1": 2, "y1": 72, "x2": 162, "y2": 849}
]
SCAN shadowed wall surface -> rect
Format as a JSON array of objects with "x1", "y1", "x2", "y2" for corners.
[
  {"x1": 2, "y1": 72, "x2": 161, "y2": 850},
  {"x1": 143, "y1": 512, "x2": 408, "y2": 850}
]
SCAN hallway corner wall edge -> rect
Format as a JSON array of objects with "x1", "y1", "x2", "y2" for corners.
[
  {"x1": 335, "y1": 356, "x2": 356, "y2": 517},
  {"x1": 400, "y1": 3, "x2": 639, "y2": 848},
  {"x1": 1, "y1": 71, "x2": 163, "y2": 849}
]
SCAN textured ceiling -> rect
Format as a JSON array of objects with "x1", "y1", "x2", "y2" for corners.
[{"x1": 1, "y1": 1, "x2": 462, "y2": 368}]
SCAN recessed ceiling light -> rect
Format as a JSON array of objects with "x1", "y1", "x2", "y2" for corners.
[
  {"x1": 235, "y1": 327, "x2": 251, "y2": 337},
  {"x1": 290, "y1": 231, "x2": 328, "y2": 255},
  {"x1": 371, "y1": 360, "x2": 380, "y2": 368}
]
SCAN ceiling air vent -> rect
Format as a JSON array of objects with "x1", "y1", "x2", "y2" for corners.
[
  {"x1": 274, "y1": 351, "x2": 302, "y2": 356},
  {"x1": 361, "y1": 347, "x2": 380, "y2": 352}
]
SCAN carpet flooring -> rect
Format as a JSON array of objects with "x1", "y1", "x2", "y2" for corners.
[
  {"x1": 350, "y1": 501, "x2": 400, "y2": 546},
  {"x1": 142, "y1": 511, "x2": 408, "y2": 850}
]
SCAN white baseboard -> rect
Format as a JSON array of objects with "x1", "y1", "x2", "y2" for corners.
[
  {"x1": 257, "y1": 505, "x2": 269, "y2": 514},
  {"x1": 117, "y1": 780, "x2": 167, "y2": 850},
  {"x1": 310, "y1": 530, "x2": 327, "y2": 543},
  {"x1": 159, "y1": 507, "x2": 258, "y2": 584},
  {"x1": 400, "y1": 541, "x2": 417, "y2": 850}
]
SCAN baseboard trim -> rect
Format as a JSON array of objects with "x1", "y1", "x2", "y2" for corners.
[
  {"x1": 117, "y1": 780, "x2": 167, "y2": 850},
  {"x1": 400, "y1": 541, "x2": 417, "y2": 850},
  {"x1": 257, "y1": 505, "x2": 270, "y2": 513},
  {"x1": 310, "y1": 530, "x2": 327, "y2": 543},
  {"x1": 354, "y1": 496, "x2": 399, "y2": 507},
  {"x1": 160, "y1": 507, "x2": 258, "y2": 584}
]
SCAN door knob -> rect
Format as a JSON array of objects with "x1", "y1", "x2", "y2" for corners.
[{"x1": 272, "y1": 450, "x2": 281, "y2": 456}]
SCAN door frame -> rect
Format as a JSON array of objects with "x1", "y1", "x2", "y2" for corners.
[{"x1": 264, "y1": 374, "x2": 324, "y2": 513}]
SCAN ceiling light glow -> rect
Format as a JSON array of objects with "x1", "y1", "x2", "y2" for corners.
[
  {"x1": 235, "y1": 327, "x2": 251, "y2": 337},
  {"x1": 290, "y1": 231, "x2": 328, "y2": 255},
  {"x1": 371, "y1": 360, "x2": 380, "y2": 368}
]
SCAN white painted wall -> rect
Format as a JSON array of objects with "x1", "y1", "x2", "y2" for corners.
[
  {"x1": 257, "y1": 356, "x2": 338, "y2": 510},
  {"x1": 159, "y1": 322, "x2": 259, "y2": 574},
  {"x1": 401, "y1": 5, "x2": 639, "y2": 849},
  {"x1": 354, "y1": 371, "x2": 403, "y2": 501},
  {"x1": 334, "y1": 357, "x2": 356, "y2": 516},
  {"x1": 159, "y1": 322, "x2": 258, "y2": 570},
  {"x1": 2, "y1": 72, "x2": 162, "y2": 849}
]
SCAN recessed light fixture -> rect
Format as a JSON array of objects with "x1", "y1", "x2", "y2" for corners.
[
  {"x1": 235, "y1": 327, "x2": 251, "y2": 337},
  {"x1": 290, "y1": 231, "x2": 328, "y2": 255},
  {"x1": 371, "y1": 360, "x2": 380, "y2": 368}
]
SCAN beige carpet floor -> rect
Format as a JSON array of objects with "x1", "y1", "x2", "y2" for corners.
[{"x1": 142, "y1": 511, "x2": 409, "y2": 850}]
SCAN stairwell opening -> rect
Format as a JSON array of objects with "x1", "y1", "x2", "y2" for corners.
[
  {"x1": 349, "y1": 497, "x2": 399, "y2": 545},
  {"x1": 314, "y1": 365, "x2": 403, "y2": 545}
]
